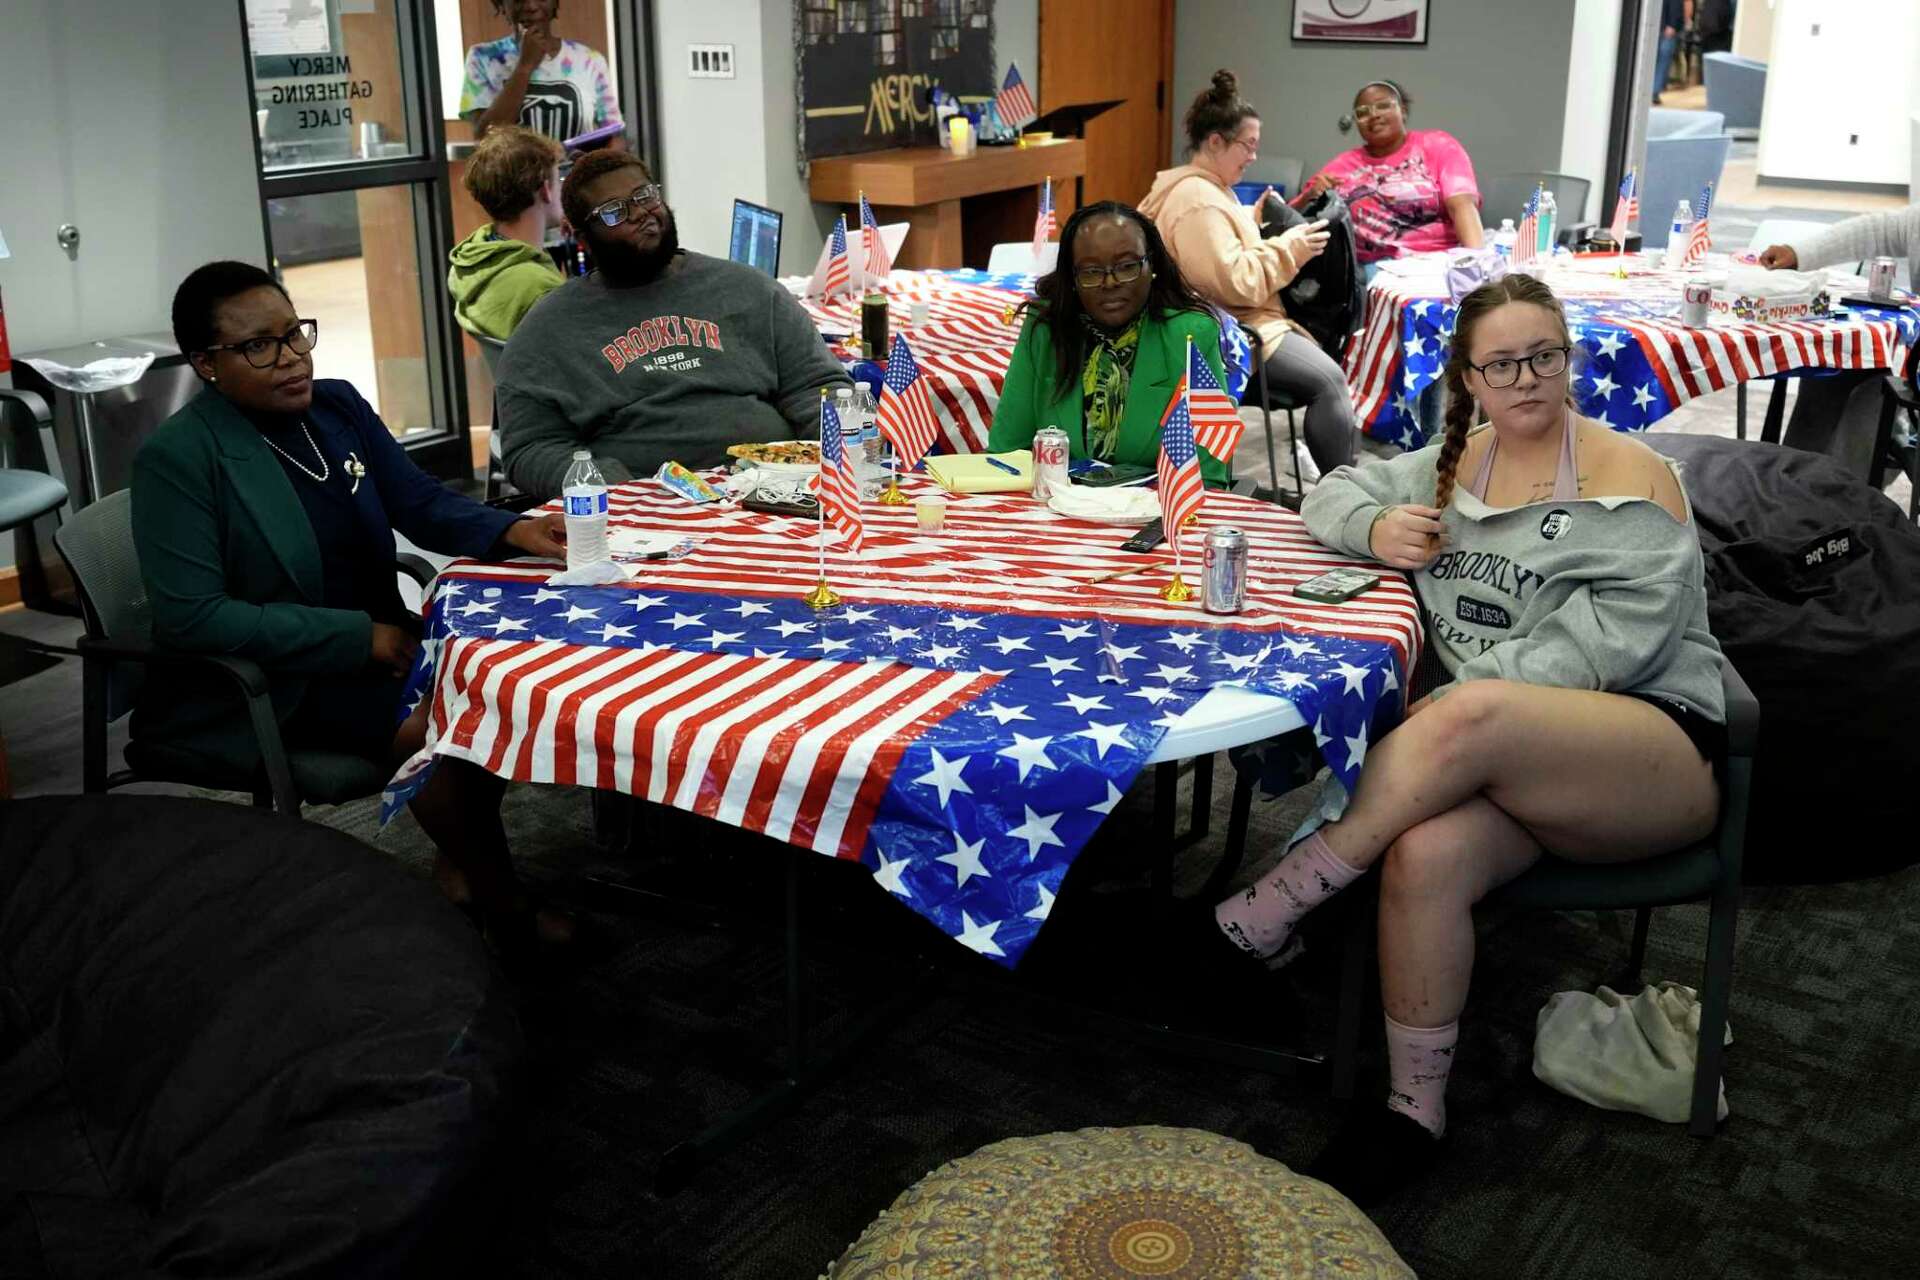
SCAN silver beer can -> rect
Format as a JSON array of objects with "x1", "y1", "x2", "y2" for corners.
[
  {"x1": 1031, "y1": 426, "x2": 1070, "y2": 501},
  {"x1": 1868, "y1": 256, "x2": 1898, "y2": 303},
  {"x1": 1681, "y1": 281, "x2": 1712, "y2": 327},
  {"x1": 1203, "y1": 526, "x2": 1249, "y2": 615}
]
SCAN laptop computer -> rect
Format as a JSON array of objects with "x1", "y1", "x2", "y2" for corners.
[{"x1": 729, "y1": 199, "x2": 784, "y2": 275}]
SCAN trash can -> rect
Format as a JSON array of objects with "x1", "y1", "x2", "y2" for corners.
[{"x1": 12, "y1": 333, "x2": 197, "y2": 512}]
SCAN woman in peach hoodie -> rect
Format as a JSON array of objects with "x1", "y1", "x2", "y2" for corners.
[{"x1": 1138, "y1": 70, "x2": 1357, "y2": 476}]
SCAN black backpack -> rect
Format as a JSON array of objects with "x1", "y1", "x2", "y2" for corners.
[{"x1": 1260, "y1": 191, "x2": 1365, "y2": 362}]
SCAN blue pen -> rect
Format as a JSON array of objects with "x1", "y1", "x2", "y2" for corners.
[{"x1": 985, "y1": 456, "x2": 1022, "y2": 476}]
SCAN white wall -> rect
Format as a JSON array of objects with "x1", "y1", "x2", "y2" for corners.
[
  {"x1": 1758, "y1": 0, "x2": 1918, "y2": 187},
  {"x1": 1171, "y1": 0, "x2": 1580, "y2": 208},
  {"x1": 1733, "y1": 0, "x2": 1777, "y2": 62},
  {"x1": 0, "y1": 0, "x2": 266, "y2": 355},
  {"x1": 1558, "y1": 0, "x2": 1622, "y2": 224},
  {"x1": 659, "y1": 0, "x2": 1040, "y2": 277}
]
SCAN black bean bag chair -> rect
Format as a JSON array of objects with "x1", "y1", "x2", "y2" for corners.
[
  {"x1": 1647, "y1": 433, "x2": 1920, "y2": 883},
  {"x1": 0, "y1": 796, "x2": 521, "y2": 1278}
]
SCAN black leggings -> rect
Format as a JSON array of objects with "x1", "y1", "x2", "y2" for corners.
[{"x1": 1262, "y1": 336, "x2": 1358, "y2": 473}]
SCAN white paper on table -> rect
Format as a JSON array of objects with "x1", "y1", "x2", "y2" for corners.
[
  {"x1": 607, "y1": 528, "x2": 684, "y2": 559},
  {"x1": 803, "y1": 222, "x2": 909, "y2": 299}
]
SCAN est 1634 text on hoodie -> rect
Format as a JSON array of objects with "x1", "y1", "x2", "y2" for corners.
[
  {"x1": 1301, "y1": 426, "x2": 1726, "y2": 723},
  {"x1": 494, "y1": 250, "x2": 850, "y2": 500}
]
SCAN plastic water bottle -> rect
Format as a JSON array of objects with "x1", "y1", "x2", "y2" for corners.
[
  {"x1": 1492, "y1": 217, "x2": 1516, "y2": 258},
  {"x1": 1665, "y1": 198, "x2": 1695, "y2": 269},
  {"x1": 855, "y1": 380, "x2": 886, "y2": 473},
  {"x1": 561, "y1": 450, "x2": 609, "y2": 570},
  {"x1": 1537, "y1": 191, "x2": 1558, "y2": 256}
]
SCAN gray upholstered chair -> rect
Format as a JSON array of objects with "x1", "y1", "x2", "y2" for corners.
[
  {"x1": 1703, "y1": 52, "x2": 1767, "y2": 133},
  {"x1": 1643, "y1": 111, "x2": 1732, "y2": 249},
  {"x1": 1480, "y1": 172, "x2": 1594, "y2": 240},
  {"x1": 53, "y1": 490, "x2": 434, "y2": 815}
]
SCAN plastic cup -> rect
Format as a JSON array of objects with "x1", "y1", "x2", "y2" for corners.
[
  {"x1": 915, "y1": 495, "x2": 948, "y2": 532},
  {"x1": 910, "y1": 300, "x2": 932, "y2": 326}
]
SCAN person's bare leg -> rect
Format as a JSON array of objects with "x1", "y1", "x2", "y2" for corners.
[
  {"x1": 1316, "y1": 680, "x2": 1717, "y2": 873},
  {"x1": 390, "y1": 707, "x2": 571, "y2": 943}
]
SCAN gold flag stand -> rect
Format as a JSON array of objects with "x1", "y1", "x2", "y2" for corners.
[
  {"x1": 877, "y1": 474, "x2": 910, "y2": 506},
  {"x1": 802, "y1": 576, "x2": 843, "y2": 609},
  {"x1": 1159, "y1": 571, "x2": 1194, "y2": 603}
]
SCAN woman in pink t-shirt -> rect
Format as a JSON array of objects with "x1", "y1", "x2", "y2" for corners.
[{"x1": 1300, "y1": 81, "x2": 1483, "y2": 266}]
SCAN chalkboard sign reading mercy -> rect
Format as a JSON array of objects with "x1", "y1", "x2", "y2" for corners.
[{"x1": 798, "y1": 0, "x2": 997, "y2": 160}]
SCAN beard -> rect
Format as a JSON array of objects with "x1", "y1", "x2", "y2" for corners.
[{"x1": 587, "y1": 206, "x2": 679, "y2": 285}]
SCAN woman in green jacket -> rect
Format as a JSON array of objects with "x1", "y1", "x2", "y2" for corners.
[
  {"x1": 988, "y1": 201, "x2": 1234, "y2": 486},
  {"x1": 134, "y1": 260, "x2": 572, "y2": 957}
]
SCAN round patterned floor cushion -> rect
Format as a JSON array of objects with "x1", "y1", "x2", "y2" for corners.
[{"x1": 824, "y1": 1126, "x2": 1412, "y2": 1279}]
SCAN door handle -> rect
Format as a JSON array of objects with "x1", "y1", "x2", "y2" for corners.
[{"x1": 56, "y1": 224, "x2": 80, "y2": 261}]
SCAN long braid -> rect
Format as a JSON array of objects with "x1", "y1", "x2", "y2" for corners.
[{"x1": 1430, "y1": 362, "x2": 1476, "y2": 514}]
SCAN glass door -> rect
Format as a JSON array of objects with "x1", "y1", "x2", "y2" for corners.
[{"x1": 244, "y1": 0, "x2": 471, "y2": 476}]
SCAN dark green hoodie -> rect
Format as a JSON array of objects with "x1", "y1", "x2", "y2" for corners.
[{"x1": 447, "y1": 225, "x2": 565, "y2": 342}]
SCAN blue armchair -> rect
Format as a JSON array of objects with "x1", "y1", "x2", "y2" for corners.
[
  {"x1": 1704, "y1": 53, "x2": 1767, "y2": 133},
  {"x1": 1642, "y1": 109, "x2": 1732, "y2": 249}
]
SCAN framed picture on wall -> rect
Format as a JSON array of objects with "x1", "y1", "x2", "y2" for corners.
[{"x1": 1292, "y1": 0, "x2": 1429, "y2": 44}]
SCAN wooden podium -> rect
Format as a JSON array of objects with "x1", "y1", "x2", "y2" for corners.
[{"x1": 807, "y1": 139, "x2": 1086, "y2": 270}]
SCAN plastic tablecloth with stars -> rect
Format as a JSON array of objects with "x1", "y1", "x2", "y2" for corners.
[
  {"x1": 1346, "y1": 252, "x2": 1920, "y2": 449},
  {"x1": 383, "y1": 475, "x2": 1420, "y2": 968}
]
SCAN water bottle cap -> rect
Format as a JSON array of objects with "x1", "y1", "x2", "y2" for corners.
[
  {"x1": 835, "y1": 386, "x2": 853, "y2": 398},
  {"x1": 571, "y1": 449, "x2": 590, "y2": 459},
  {"x1": 856, "y1": 381, "x2": 872, "y2": 392}
]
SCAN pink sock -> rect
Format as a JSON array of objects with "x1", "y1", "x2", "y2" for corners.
[
  {"x1": 1213, "y1": 829, "x2": 1363, "y2": 959},
  {"x1": 1384, "y1": 1013, "x2": 1458, "y2": 1138}
]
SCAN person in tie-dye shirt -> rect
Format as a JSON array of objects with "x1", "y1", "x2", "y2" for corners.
[{"x1": 461, "y1": 0, "x2": 621, "y2": 145}]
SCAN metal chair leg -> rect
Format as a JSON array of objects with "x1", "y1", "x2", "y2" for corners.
[
  {"x1": 1199, "y1": 770, "x2": 1256, "y2": 903},
  {"x1": 1735, "y1": 382, "x2": 1747, "y2": 441},
  {"x1": 1188, "y1": 752, "x2": 1214, "y2": 843},
  {"x1": 82, "y1": 655, "x2": 107, "y2": 794},
  {"x1": 1624, "y1": 906, "x2": 1652, "y2": 992},
  {"x1": 1690, "y1": 882, "x2": 1739, "y2": 1136},
  {"x1": 1760, "y1": 377, "x2": 1790, "y2": 445},
  {"x1": 1331, "y1": 891, "x2": 1371, "y2": 1101},
  {"x1": 1285, "y1": 408, "x2": 1305, "y2": 505}
]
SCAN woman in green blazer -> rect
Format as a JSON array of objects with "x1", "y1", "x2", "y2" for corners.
[
  {"x1": 134, "y1": 260, "x2": 572, "y2": 956},
  {"x1": 988, "y1": 201, "x2": 1234, "y2": 486}
]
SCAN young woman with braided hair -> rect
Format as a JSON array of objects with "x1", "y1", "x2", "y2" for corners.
[{"x1": 1182, "y1": 275, "x2": 1727, "y2": 1204}]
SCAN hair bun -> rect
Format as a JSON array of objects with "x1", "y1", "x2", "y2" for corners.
[{"x1": 1209, "y1": 69, "x2": 1238, "y2": 100}]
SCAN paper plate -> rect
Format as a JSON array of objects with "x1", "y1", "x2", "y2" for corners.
[{"x1": 1047, "y1": 487, "x2": 1160, "y2": 525}]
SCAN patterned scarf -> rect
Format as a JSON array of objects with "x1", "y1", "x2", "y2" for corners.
[{"x1": 1079, "y1": 313, "x2": 1143, "y2": 461}]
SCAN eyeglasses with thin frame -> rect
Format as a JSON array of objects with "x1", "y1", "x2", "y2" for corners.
[
  {"x1": 1352, "y1": 100, "x2": 1402, "y2": 121},
  {"x1": 1073, "y1": 258, "x2": 1150, "y2": 291},
  {"x1": 1228, "y1": 134, "x2": 1259, "y2": 156},
  {"x1": 590, "y1": 183, "x2": 664, "y2": 227},
  {"x1": 1468, "y1": 345, "x2": 1570, "y2": 389},
  {"x1": 203, "y1": 319, "x2": 319, "y2": 369}
]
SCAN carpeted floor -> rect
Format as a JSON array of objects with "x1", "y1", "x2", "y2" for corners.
[{"x1": 6, "y1": 604, "x2": 1920, "y2": 1279}]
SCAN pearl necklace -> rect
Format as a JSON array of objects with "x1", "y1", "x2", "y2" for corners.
[{"x1": 262, "y1": 421, "x2": 331, "y2": 484}]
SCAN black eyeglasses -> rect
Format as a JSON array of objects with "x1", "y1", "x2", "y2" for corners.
[
  {"x1": 1468, "y1": 345, "x2": 1570, "y2": 389},
  {"x1": 590, "y1": 184, "x2": 664, "y2": 227},
  {"x1": 1073, "y1": 258, "x2": 1150, "y2": 290},
  {"x1": 204, "y1": 319, "x2": 318, "y2": 369}
]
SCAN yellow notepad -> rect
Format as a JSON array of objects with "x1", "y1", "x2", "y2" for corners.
[{"x1": 923, "y1": 450, "x2": 1034, "y2": 494}]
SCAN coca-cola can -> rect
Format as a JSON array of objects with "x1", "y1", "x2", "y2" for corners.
[
  {"x1": 1868, "y1": 256, "x2": 1898, "y2": 303},
  {"x1": 1032, "y1": 427, "x2": 1070, "y2": 501},
  {"x1": 1681, "y1": 281, "x2": 1712, "y2": 327},
  {"x1": 1203, "y1": 526, "x2": 1249, "y2": 615}
]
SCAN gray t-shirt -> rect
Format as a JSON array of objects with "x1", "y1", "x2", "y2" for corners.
[
  {"x1": 496, "y1": 250, "x2": 849, "y2": 498},
  {"x1": 1302, "y1": 428, "x2": 1725, "y2": 724}
]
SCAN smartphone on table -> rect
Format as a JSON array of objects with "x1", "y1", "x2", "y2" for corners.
[{"x1": 1293, "y1": 567, "x2": 1380, "y2": 603}]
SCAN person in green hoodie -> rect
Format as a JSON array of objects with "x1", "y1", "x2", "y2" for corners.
[
  {"x1": 449, "y1": 124, "x2": 567, "y2": 341},
  {"x1": 989, "y1": 201, "x2": 1234, "y2": 486}
]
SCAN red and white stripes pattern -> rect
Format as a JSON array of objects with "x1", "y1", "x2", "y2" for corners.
[
  {"x1": 410, "y1": 478, "x2": 1424, "y2": 858},
  {"x1": 797, "y1": 273, "x2": 1024, "y2": 454}
]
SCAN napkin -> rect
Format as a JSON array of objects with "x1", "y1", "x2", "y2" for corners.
[
  {"x1": 544, "y1": 560, "x2": 639, "y2": 586},
  {"x1": 1046, "y1": 485, "x2": 1161, "y2": 522},
  {"x1": 923, "y1": 449, "x2": 1034, "y2": 494}
]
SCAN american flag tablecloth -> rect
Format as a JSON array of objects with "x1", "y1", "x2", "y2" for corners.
[
  {"x1": 786, "y1": 269, "x2": 1254, "y2": 457},
  {"x1": 385, "y1": 478, "x2": 1420, "y2": 968},
  {"x1": 1346, "y1": 253, "x2": 1920, "y2": 449}
]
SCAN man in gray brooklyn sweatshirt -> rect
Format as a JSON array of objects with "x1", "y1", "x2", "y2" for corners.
[{"x1": 496, "y1": 151, "x2": 850, "y2": 499}]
